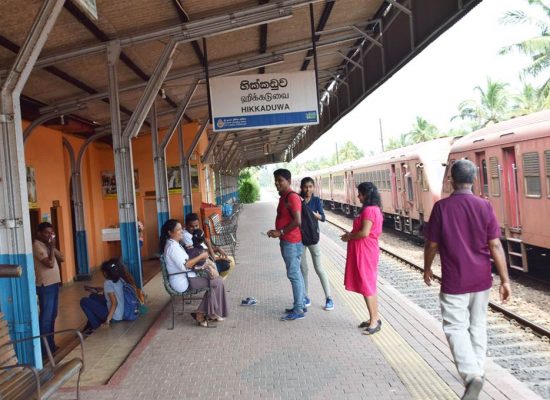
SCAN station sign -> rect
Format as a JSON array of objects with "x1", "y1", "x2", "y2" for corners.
[{"x1": 210, "y1": 71, "x2": 319, "y2": 132}]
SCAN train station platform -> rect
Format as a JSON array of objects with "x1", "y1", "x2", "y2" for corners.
[{"x1": 54, "y1": 199, "x2": 541, "y2": 400}]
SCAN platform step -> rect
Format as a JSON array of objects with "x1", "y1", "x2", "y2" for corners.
[{"x1": 509, "y1": 264, "x2": 525, "y2": 271}]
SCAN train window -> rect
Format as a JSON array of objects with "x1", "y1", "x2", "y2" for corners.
[
  {"x1": 386, "y1": 170, "x2": 391, "y2": 190},
  {"x1": 522, "y1": 152, "x2": 541, "y2": 198},
  {"x1": 489, "y1": 157, "x2": 500, "y2": 197},
  {"x1": 545, "y1": 151, "x2": 550, "y2": 198},
  {"x1": 406, "y1": 175, "x2": 414, "y2": 201},
  {"x1": 481, "y1": 159, "x2": 489, "y2": 196}
]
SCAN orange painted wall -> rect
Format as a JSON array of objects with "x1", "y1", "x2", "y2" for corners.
[
  {"x1": 24, "y1": 123, "x2": 76, "y2": 284},
  {"x1": 23, "y1": 120, "x2": 214, "y2": 281}
]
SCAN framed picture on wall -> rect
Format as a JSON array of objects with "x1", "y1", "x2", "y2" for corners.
[
  {"x1": 167, "y1": 166, "x2": 182, "y2": 194},
  {"x1": 101, "y1": 169, "x2": 139, "y2": 198},
  {"x1": 26, "y1": 166, "x2": 38, "y2": 208},
  {"x1": 190, "y1": 164, "x2": 199, "y2": 192}
]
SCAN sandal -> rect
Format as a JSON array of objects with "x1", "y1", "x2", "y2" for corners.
[
  {"x1": 358, "y1": 319, "x2": 381, "y2": 329},
  {"x1": 363, "y1": 320, "x2": 382, "y2": 335},
  {"x1": 191, "y1": 312, "x2": 214, "y2": 328}
]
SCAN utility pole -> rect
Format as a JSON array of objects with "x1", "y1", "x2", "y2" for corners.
[
  {"x1": 335, "y1": 142, "x2": 339, "y2": 164},
  {"x1": 379, "y1": 118, "x2": 385, "y2": 152}
]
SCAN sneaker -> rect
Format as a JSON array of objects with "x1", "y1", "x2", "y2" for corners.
[
  {"x1": 240, "y1": 297, "x2": 257, "y2": 306},
  {"x1": 280, "y1": 312, "x2": 305, "y2": 321},
  {"x1": 324, "y1": 297, "x2": 334, "y2": 311},
  {"x1": 462, "y1": 376, "x2": 484, "y2": 400},
  {"x1": 284, "y1": 307, "x2": 307, "y2": 313},
  {"x1": 304, "y1": 297, "x2": 311, "y2": 307}
]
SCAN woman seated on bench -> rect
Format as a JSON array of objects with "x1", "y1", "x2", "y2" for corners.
[
  {"x1": 80, "y1": 258, "x2": 126, "y2": 335},
  {"x1": 160, "y1": 219, "x2": 229, "y2": 327}
]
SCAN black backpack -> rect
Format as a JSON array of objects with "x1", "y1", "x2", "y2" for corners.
[{"x1": 285, "y1": 192, "x2": 320, "y2": 246}]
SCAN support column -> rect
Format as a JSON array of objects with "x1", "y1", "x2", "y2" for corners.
[
  {"x1": 151, "y1": 103, "x2": 169, "y2": 235},
  {"x1": 153, "y1": 81, "x2": 198, "y2": 232},
  {"x1": 178, "y1": 125, "x2": 192, "y2": 216},
  {"x1": 63, "y1": 139, "x2": 90, "y2": 280},
  {"x1": 107, "y1": 41, "x2": 142, "y2": 288},
  {"x1": 0, "y1": 0, "x2": 65, "y2": 368}
]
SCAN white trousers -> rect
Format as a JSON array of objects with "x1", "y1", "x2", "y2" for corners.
[{"x1": 439, "y1": 289, "x2": 490, "y2": 384}]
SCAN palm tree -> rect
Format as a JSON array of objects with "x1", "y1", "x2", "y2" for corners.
[
  {"x1": 385, "y1": 133, "x2": 409, "y2": 151},
  {"x1": 453, "y1": 78, "x2": 511, "y2": 129},
  {"x1": 511, "y1": 81, "x2": 548, "y2": 116},
  {"x1": 499, "y1": 0, "x2": 550, "y2": 88},
  {"x1": 406, "y1": 116, "x2": 439, "y2": 144}
]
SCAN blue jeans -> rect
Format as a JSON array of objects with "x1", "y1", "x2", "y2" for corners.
[
  {"x1": 280, "y1": 240, "x2": 305, "y2": 313},
  {"x1": 36, "y1": 283, "x2": 59, "y2": 351},
  {"x1": 80, "y1": 294, "x2": 108, "y2": 329}
]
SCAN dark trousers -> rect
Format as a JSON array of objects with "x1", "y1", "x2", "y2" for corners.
[
  {"x1": 80, "y1": 294, "x2": 108, "y2": 329},
  {"x1": 36, "y1": 283, "x2": 60, "y2": 351}
]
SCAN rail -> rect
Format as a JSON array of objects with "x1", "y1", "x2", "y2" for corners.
[{"x1": 324, "y1": 217, "x2": 550, "y2": 340}]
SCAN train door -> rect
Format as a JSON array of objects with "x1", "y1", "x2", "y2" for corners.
[
  {"x1": 475, "y1": 152, "x2": 489, "y2": 198},
  {"x1": 400, "y1": 163, "x2": 409, "y2": 212},
  {"x1": 415, "y1": 165, "x2": 424, "y2": 213},
  {"x1": 391, "y1": 164, "x2": 399, "y2": 210},
  {"x1": 502, "y1": 147, "x2": 521, "y2": 228},
  {"x1": 345, "y1": 171, "x2": 354, "y2": 209}
]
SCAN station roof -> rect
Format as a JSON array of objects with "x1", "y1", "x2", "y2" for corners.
[{"x1": 0, "y1": 0, "x2": 480, "y2": 171}]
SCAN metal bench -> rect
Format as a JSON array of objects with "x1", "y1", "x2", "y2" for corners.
[
  {"x1": 0, "y1": 265, "x2": 84, "y2": 400},
  {"x1": 159, "y1": 256, "x2": 210, "y2": 330},
  {"x1": 206, "y1": 214, "x2": 237, "y2": 259}
]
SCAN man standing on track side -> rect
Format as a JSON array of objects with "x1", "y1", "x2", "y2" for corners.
[
  {"x1": 267, "y1": 168, "x2": 306, "y2": 321},
  {"x1": 423, "y1": 159, "x2": 511, "y2": 400}
]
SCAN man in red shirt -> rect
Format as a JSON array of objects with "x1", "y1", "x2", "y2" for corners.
[
  {"x1": 267, "y1": 168, "x2": 306, "y2": 320},
  {"x1": 424, "y1": 159, "x2": 511, "y2": 400}
]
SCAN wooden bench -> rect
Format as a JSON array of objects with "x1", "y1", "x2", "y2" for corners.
[
  {"x1": 159, "y1": 256, "x2": 210, "y2": 330},
  {"x1": 206, "y1": 214, "x2": 237, "y2": 259},
  {"x1": 0, "y1": 266, "x2": 84, "y2": 400}
]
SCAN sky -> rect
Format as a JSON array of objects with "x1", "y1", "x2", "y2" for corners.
[{"x1": 292, "y1": 0, "x2": 544, "y2": 163}]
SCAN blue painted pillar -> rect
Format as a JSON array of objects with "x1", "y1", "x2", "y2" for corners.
[
  {"x1": 0, "y1": 0, "x2": 66, "y2": 368},
  {"x1": 64, "y1": 138, "x2": 90, "y2": 280},
  {"x1": 107, "y1": 42, "x2": 143, "y2": 288}
]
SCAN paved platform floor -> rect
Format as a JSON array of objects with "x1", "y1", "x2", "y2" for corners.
[{"x1": 54, "y1": 200, "x2": 541, "y2": 400}]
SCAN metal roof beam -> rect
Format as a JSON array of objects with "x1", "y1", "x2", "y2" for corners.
[
  {"x1": 39, "y1": 53, "x2": 285, "y2": 114},
  {"x1": 3, "y1": 0, "x2": 317, "y2": 72}
]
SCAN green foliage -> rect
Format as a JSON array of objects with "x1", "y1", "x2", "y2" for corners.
[
  {"x1": 452, "y1": 77, "x2": 511, "y2": 130},
  {"x1": 238, "y1": 179, "x2": 260, "y2": 203},
  {"x1": 238, "y1": 167, "x2": 260, "y2": 203},
  {"x1": 499, "y1": 0, "x2": 550, "y2": 86},
  {"x1": 285, "y1": 141, "x2": 365, "y2": 173}
]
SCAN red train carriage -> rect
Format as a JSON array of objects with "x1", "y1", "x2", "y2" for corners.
[
  {"x1": 445, "y1": 110, "x2": 550, "y2": 272},
  {"x1": 345, "y1": 137, "x2": 455, "y2": 235},
  {"x1": 302, "y1": 137, "x2": 454, "y2": 235}
]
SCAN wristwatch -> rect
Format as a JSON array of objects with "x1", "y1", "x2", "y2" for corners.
[{"x1": 279, "y1": 229, "x2": 284, "y2": 236}]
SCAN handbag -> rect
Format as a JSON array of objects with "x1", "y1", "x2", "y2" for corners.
[{"x1": 215, "y1": 258, "x2": 231, "y2": 273}]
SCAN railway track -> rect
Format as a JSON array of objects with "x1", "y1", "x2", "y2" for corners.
[{"x1": 324, "y1": 216, "x2": 550, "y2": 341}]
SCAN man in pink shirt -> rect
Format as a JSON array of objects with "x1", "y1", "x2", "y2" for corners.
[
  {"x1": 267, "y1": 168, "x2": 305, "y2": 321},
  {"x1": 424, "y1": 159, "x2": 511, "y2": 400}
]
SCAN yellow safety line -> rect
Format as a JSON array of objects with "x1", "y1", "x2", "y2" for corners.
[{"x1": 320, "y1": 241, "x2": 458, "y2": 400}]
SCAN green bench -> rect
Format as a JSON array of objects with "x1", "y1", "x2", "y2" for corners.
[{"x1": 159, "y1": 256, "x2": 210, "y2": 330}]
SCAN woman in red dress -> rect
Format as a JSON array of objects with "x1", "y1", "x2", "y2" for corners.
[{"x1": 341, "y1": 182, "x2": 383, "y2": 335}]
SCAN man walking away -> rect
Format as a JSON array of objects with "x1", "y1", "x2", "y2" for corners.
[
  {"x1": 33, "y1": 222, "x2": 64, "y2": 354},
  {"x1": 423, "y1": 159, "x2": 511, "y2": 400},
  {"x1": 267, "y1": 168, "x2": 305, "y2": 321}
]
